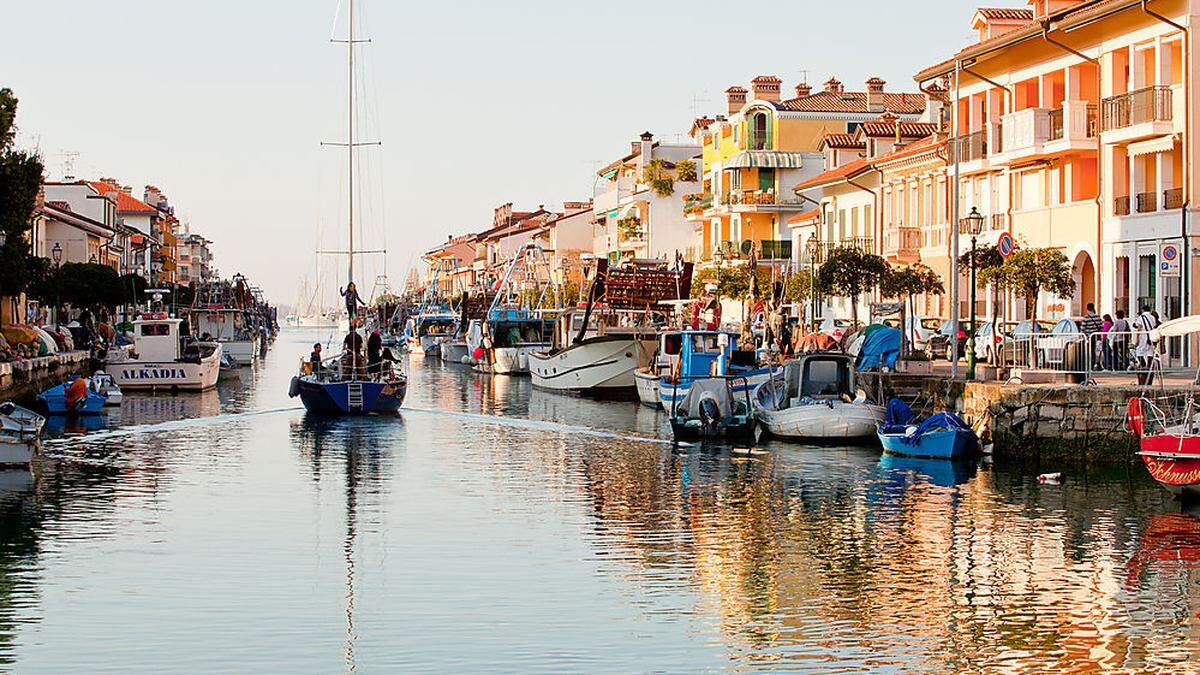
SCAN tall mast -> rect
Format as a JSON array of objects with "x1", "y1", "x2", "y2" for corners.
[{"x1": 347, "y1": 0, "x2": 355, "y2": 286}]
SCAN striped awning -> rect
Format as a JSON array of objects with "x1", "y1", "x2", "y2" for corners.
[
  {"x1": 726, "y1": 151, "x2": 806, "y2": 169},
  {"x1": 1128, "y1": 134, "x2": 1178, "y2": 157}
]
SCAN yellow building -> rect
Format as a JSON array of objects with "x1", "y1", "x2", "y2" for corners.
[
  {"x1": 916, "y1": 0, "x2": 1193, "y2": 321},
  {"x1": 689, "y1": 75, "x2": 933, "y2": 267}
]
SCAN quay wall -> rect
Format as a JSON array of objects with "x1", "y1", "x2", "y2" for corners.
[
  {"x1": 858, "y1": 373, "x2": 1146, "y2": 465},
  {"x1": 0, "y1": 351, "x2": 93, "y2": 404}
]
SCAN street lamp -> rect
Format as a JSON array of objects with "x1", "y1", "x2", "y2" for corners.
[
  {"x1": 51, "y1": 242, "x2": 63, "y2": 328},
  {"x1": 963, "y1": 207, "x2": 984, "y2": 380}
]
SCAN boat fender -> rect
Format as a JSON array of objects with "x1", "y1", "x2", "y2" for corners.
[
  {"x1": 288, "y1": 376, "x2": 300, "y2": 398},
  {"x1": 1037, "y1": 472, "x2": 1062, "y2": 485}
]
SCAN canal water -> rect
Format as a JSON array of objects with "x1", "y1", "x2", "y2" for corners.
[{"x1": 2, "y1": 329, "x2": 1199, "y2": 672}]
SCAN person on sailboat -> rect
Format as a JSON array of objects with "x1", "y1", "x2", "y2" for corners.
[
  {"x1": 367, "y1": 329, "x2": 383, "y2": 376},
  {"x1": 310, "y1": 343, "x2": 324, "y2": 377},
  {"x1": 342, "y1": 325, "x2": 365, "y2": 378},
  {"x1": 340, "y1": 282, "x2": 368, "y2": 320}
]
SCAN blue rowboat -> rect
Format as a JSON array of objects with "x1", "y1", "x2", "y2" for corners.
[
  {"x1": 876, "y1": 398, "x2": 977, "y2": 460},
  {"x1": 37, "y1": 381, "x2": 107, "y2": 415}
]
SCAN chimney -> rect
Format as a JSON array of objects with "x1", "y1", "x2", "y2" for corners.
[
  {"x1": 866, "y1": 77, "x2": 886, "y2": 112},
  {"x1": 639, "y1": 131, "x2": 654, "y2": 163},
  {"x1": 824, "y1": 77, "x2": 843, "y2": 94},
  {"x1": 923, "y1": 82, "x2": 948, "y2": 126},
  {"x1": 795, "y1": 81, "x2": 812, "y2": 98},
  {"x1": 750, "y1": 75, "x2": 782, "y2": 103},
  {"x1": 725, "y1": 86, "x2": 748, "y2": 115}
]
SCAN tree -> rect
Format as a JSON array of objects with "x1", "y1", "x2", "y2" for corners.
[
  {"x1": 959, "y1": 244, "x2": 1005, "y2": 324},
  {"x1": 0, "y1": 88, "x2": 45, "y2": 308},
  {"x1": 1002, "y1": 247, "x2": 1075, "y2": 319},
  {"x1": 817, "y1": 246, "x2": 888, "y2": 327},
  {"x1": 881, "y1": 263, "x2": 944, "y2": 356}
]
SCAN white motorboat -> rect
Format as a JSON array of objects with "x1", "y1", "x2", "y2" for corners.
[
  {"x1": 189, "y1": 307, "x2": 258, "y2": 366},
  {"x1": 0, "y1": 402, "x2": 45, "y2": 467},
  {"x1": 753, "y1": 354, "x2": 884, "y2": 442},
  {"x1": 105, "y1": 314, "x2": 223, "y2": 391},
  {"x1": 90, "y1": 371, "x2": 124, "y2": 406},
  {"x1": 479, "y1": 311, "x2": 556, "y2": 375},
  {"x1": 529, "y1": 308, "x2": 656, "y2": 394},
  {"x1": 405, "y1": 311, "x2": 457, "y2": 359}
]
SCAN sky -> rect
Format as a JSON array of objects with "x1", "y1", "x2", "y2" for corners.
[{"x1": 1, "y1": 0, "x2": 983, "y2": 307}]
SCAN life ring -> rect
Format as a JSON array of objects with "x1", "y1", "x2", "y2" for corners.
[{"x1": 1127, "y1": 397, "x2": 1145, "y2": 438}]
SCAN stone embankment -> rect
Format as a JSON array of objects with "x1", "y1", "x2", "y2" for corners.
[
  {"x1": 860, "y1": 373, "x2": 1149, "y2": 464},
  {"x1": 0, "y1": 351, "x2": 93, "y2": 403}
]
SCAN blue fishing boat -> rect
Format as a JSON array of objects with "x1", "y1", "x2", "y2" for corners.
[
  {"x1": 290, "y1": 367, "x2": 406, "y2": 415},
  {"x1": 876, "y1": 398, "x2": 977, "y2": 460},
  {"x1": 37, "y1": 378, "x2": 107, "y2": 415},
  {"x1": 658, "y1": 330, "x2": 777, "y2": 409}
]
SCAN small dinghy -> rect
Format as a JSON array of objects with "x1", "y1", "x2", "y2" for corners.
[
  {"x1": 876, "y1": 398, "x2": 977, "y2": 460},
  {"x1": 91, "y1": 371, "x2": 123, "y2": 406},
  {"x1": 0, "y1": 402, "x2": 45, "y2": 467},
  {"x1": 38, "y1": 376, "x2": 107, "y2": 415},
  {"x1": 669, "y1": 377, "x2": 756, "y2": 442}
]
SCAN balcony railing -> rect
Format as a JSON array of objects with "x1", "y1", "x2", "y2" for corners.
[
  {"x1": 1114, "y1": 196, "x2": 1130, "y2": 216},
  {"x1": 1164, "y1": 187, "x2": 1185, "y2": 210},
  {"x1": 990, "y1": 213, "x2": 1007, "y2": 231},
  {"x1": 1101, "y1": 85, "x2": 1172, "y2": 131},
  {"x1": 747, "y1": 132, "x2": 771, "y2": 151},
  {"x1": 683, "y1": 193, "x2": 713, "y2": 214},
  {"x1": 949, "y1": 130, "x2": 987, "y2": 162},
  {"x1": 729, "y1": 191, "x2": 805, "y2": 207},
  {"x1": 1048, "y1": 108, "x2": 1064, "y2": 140},
  {"x1": 883, "y1": 227, "x2": 921, "y2": 257},
  {"x1": 1136, "y1": 191, "x2": 1157, "y2": 213}
]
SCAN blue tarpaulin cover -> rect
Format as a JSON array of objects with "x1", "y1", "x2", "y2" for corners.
[
  {"x1": 857, "y1": 326, "x2": 901, "y2": 371},
  {"x1": 880, "y1": 397, "x2": 971, "y2": 443}
]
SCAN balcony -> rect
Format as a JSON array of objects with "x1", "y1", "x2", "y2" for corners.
[
  {"x1": 1136, "y1": 191, "x2": 1158, "y2": 213},
  {"x1": 1165, "y1": 187, "x2": 1185, "y2": 210},
  {"x1": 996, "y1": 108, "x2": 1051, "y2": 163},
  {"x1": 883, "y1": 226, "x2": 921, "y2": 262},
  {"x1": 683, "y1": 192, "x2": 713, "y2": 216},
  {"x1": 728, "y1": 190, "x2": 807, "y2": 211},
  {"x1": 949, "y1": 130, "x2": 987, "y2": 163},
  {"x1": 989, "y1": 213, "x2": 1007, "y2": 231},
  {"x1": 1101, "y1": 85, "x2": 1176, "y2": 143},
  {"x1": 1114, "y1": 195, "x2": 1130, "y2": 216},
  {"x1": 1044, "y1": 101, "x2": 1098, "y2": 154},
  {"x1": 747, "y1": 131, "x2": 771, "y2": 151}
]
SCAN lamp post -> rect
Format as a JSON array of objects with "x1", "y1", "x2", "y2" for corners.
[
  {"x1": 51, "y1": 242, "x2": 63, "y2": 328},
  {"x1": 963, "y1": 207, "x2": 984, "y2": 380}
]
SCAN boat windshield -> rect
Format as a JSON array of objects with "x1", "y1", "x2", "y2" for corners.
[
  {"x1": 689, "y1": 334, "x2": 722, "y2": 354},
  {"x1": 801, "y1": 358, "x2": 850, "y2": 398}
]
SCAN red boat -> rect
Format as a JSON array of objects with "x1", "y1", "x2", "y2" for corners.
[{"x1": 1128, "y1": 397, "x2": 1200, "y2": 499}]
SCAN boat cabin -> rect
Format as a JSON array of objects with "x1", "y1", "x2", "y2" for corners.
[
  {"x1": 486, "y1": 308, "x2": 556, "y2": 347},
  {"x1": 783, "y1": 353, "x2": 854, "y2": 401},
  {"x1": 189, "y1": 308, "x2": 252, "y2": 341},
  {"x1": 676, "y1": 330, "x2": 756, "y2": 379},
  {"x1": 132, "y1": 316, "x2": 185, "y2": 361},
  {"x1": 410, "y1": 313, "x2": 458, "y2": 337}
]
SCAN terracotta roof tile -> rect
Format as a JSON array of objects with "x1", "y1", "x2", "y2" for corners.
[
  {"x1": 87, "y1": 180, "x2": 159, "y2": 215},
  {"x1": 822, "y1": 133, "x2": 865, "y2": 150},
  {"x1": 786, "y1": 208, "x2": 822, "y2": 226},
  {"x1": 794, "y1": 156, "x2": 874, "y2": 191},
  {"x1": 777, "y1": 91, "x2": 927, "y2": 115},
  {"x1": 859, "y1": 120, "x2": 940, "y2": 138},
  {"x1": 977, "y1": 7, "x2": 1035, "y2": 21}
]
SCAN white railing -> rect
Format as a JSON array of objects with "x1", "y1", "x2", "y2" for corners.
[
  {"x1": 998, "y1": 330, "x2": 1195, "y2": 383},
  {"x1": 1000, "y1": 108, "x2": 1051, "y2": 154}
]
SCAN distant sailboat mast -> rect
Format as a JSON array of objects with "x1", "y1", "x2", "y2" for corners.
[{"x1": 346, "y1": 0, "x2": 355, "y2": 286}]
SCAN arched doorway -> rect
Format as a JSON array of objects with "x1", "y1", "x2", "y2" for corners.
[{"x1": 1072, "y1": 250, "x2": 1096, "y2": 315}]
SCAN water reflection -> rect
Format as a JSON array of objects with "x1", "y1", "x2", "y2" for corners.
[{"x1": 2, "y1": 330, "x2": 1199, "y2": 670}]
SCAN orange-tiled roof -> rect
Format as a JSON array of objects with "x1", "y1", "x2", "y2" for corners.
[
  {"x1": 822, "y1": 133, "x2": 865, "y2": 150},
  {"x1": 977, "y1": 7, "x2": 1035, "y2": 21},
  {"x1": 794, "y1": 156, "x2": 874, "y2": 191},
  {"x1": 786, "y1": 208, "x2": 821, "y2": 226},
  {"x1": 872, "y1": 135, "x2": 946, "y2": 167},
  {"x1": 777, "y1": 91, "x2": 927, "y2": 115},
  {"x1": 859, "y1": 120, "x2": 940, "y2": 138},
  {"x1": 87, "y1": 180, "x2": 159, "y2": 215}
]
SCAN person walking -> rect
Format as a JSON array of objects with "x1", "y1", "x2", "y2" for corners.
[
  {"x1": 1081, "y1": 303, "x2": 1102, "y2": 370},
  {"x1": 1133, "y1": 305, "x2": 1159, "y2": 384},
  {"x1": 1111, "y1": 309, "x2": 1130, "y2": 371}
]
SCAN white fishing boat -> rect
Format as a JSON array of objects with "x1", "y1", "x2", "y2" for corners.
[
  {"x1": 439, "y1": 339, "x2": 469, "y2": 364},
  {"x1": 90, "y1": 371, "x2": 124, "y2": 406},
  {"x1": 406, "y1": 311, "x2": 457, "y2": 358},
  {"x1": 529, "y1": 310, "x2": 656, "y2": 394},
  {"x1": 753, "y1": 353, "x2": 885, "y2": 442},
  {"x1": 0, "y1": 403, "x2": 45, "y2": 467},
  {"x1": 105, "y1": 314, "x2": 223, "y2": 391},
  {"x1": 635, "y1": 331, "x2": 683, "y2": 408},
  {"x1": 188, "y1": 307, "x2": 258, "y2": 366}
]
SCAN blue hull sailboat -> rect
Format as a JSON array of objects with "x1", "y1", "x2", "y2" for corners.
[{"x1": 288, "y1": 0, "x2": 406, "y2": 417}]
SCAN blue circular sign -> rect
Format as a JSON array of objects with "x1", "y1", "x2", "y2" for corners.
[
  {"x1": 997, "y1": 232, "x2": 1016, "y2": 257},
  {"x1": 1163, "y1": 244, "x2": 1179, "y2": 261}
]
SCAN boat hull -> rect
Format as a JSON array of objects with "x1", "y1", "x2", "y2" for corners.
[
  {"x1": 439, "y1": 340, "x2": 469, "y2": 364},
  {"x1": 293, "y1": 376, "x2": 407, "y2": 415},
  {"x1": 878, "y1": 427, "x2": 976, "y2": 460},
  {"x1": 220, "y1": 339, "x2": 258, "y2": 366},
  {"x1": 670, "y1": 416, "x2": 756, "y2": 442},
  {"x1": 37, "y1": 384, "x2": 107, "y2": 415},
  {"x1": 529, "y1": 336, "x2": 653, "y2": 393},
  {"x1": 485, "y1": 345, "x2": 547, "y2": 375},
  {"x1": 1139, "y1": 434, "x2": 1200, "y2": 499},
  {"x1": 634, "y1": 369, "x2": 662, "y2": 408},
  {"x1": 106, "y1": 351, "x2": 222, "y2": 392},
  {"x1": 756, "y1": 401, "x2": 886, "y2": 442},
  {"x1": 0, "y1": 405, "x2": 44, "y2": 468}
]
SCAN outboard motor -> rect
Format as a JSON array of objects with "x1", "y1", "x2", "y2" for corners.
[{"x1": 698, "y1": 392, "x2": 722, "y2": 436}]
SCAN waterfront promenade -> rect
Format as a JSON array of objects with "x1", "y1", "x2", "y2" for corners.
[{"x1": 0, "y1": 329, "x2": 1194, "y2": 671}]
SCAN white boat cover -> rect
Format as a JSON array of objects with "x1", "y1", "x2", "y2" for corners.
[
  {"x1": 677, "y1": 379, "x2": 733, "y2": 418},
  {"x1": 1151, "y1": 314, "x2": 1200, "y2": 341}
]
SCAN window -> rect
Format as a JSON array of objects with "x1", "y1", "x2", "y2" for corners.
[
  {"x1": 801, "y1": 358, "x2": 849, "y2": 397},
  {"x1": 863, "y1": 205, "x2": 873, "y2": 236},
  {"x1": 1114, "y1": 256, "x2": 1130, "y2": 315},
  {"x1": 140, "y1": 323, "x2": 171, "y2": 337},
  {"x1": 850, "y1": 207, "x2": 859, "y2": 238},
  {"x1": 838, "y1": 209, "x2": 847, "y2": 240},
  {"x1": 758, "y1": 168, "x2": 774, "y2": 192}
]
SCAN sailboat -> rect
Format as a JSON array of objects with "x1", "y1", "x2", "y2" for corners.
[{"x1": 288, "y1": 0, "x2": 407, "y2": 415}]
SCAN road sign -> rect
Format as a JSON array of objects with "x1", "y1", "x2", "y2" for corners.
[
  {"x1": 997, "y1": 232, "x2": 1016, "y2": 258},
  {"x1": 1161, "y1": 242, "x2": 1181, "y2": 276}
]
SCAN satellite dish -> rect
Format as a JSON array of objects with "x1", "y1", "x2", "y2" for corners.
[{"x1": 740, "y1": 240, "x2": 754, "y2": 255}]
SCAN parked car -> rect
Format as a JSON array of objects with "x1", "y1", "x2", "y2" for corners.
[
  {"x1": 932, "y1": 320, "x2": 977, "y2": 361},
  {"x1": 999, "y1": 319, "x2": 1055, "y2": 366},
  {"x1": 818, "y1": 317, "x2": 855, "y2": 343},
  {"x1": 1037, "y1": 318, "x2": 1087, "y2": 369},
  {"x1": 882, "y1": 316, "x2": 943, "y2": 353}
]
